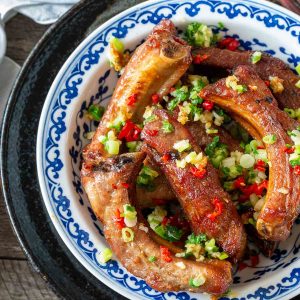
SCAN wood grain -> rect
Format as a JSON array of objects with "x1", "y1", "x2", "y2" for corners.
[
  {"x1": 0, "y1": 260, "x2": 59, "y2": 300},
  {"x1": 1, "y1": 13, "x2": 58, "y2": 300}
]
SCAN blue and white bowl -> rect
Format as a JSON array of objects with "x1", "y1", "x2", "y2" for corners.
[{"x1": 36, "y1": 1, "x2": 300, "y2": 299}]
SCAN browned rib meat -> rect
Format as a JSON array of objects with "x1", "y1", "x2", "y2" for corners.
[
  {"x1": 83, "y1": 20, "x2": 192, "y2": 161},
  {"x1": 136, "y1": 123, "x2": 242, "y2": 208},
  {"x1": 142, "y1": 109, "x2": 247, "y2": 262},
  {"x1": 136, "y1": 156, "x2": 175, "y2": 208},
  {"x1": 81, "y1": 153, "x2": 232, "y2": 294},
  {"x1": 200, "y1": 65, "x2": 300, "y2": 241},
  {"x1": 193, "y1": 47, "x2": 300, "y2": 109}
]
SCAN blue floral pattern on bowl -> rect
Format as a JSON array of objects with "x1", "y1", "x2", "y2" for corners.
[{"x1": 37, "y1": 1, "x2": 300, "y2": 299}]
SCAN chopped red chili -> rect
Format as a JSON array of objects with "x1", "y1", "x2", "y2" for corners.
[
  {"x1": 118, "y1": 120, "x2": 141, "y2": 142},
  {"x1": 234, "y1": 176, "x2": 246, "y2": 189},
  {"x1": 162, "y1": 153, "x2": 171, "y2": 163},
  {"x1": 160, "y1": 246, "x2": 172, "y2": 262},
  {"x1": 114, "y1": 208, "x2": 125, "y2": 229},
  {"x1": 189, "y1": 167, "x2": 207, "y2": 179},
  {"x1": 161, "y1": 216, "x2": 169, "y2": 226},
  {"x1": 294, "y1": 166, "x2": 300, "y2": 175},
  {"x1": 202, "y1": 100, "x2": 214, "y2": 111},
  {"x1": 283, "y1": 146, "x2": 295, "y2": 154},
  {"x1": 121, "y1": 182, "x2": 130, "y2": 189},
  {"x1": 151, "y1": 93, "x2": 160, "y2": 104},
  {"x1": 265, "y1": 80, "x2": 270, "y2": 87},
  {"x1": 192, "y1": 54, "x2": 209, "y2": 64},
  {"x1": 254, "y1": 160, "x2": 266, "y2": 172},
  {"x1": 218, "y1": 37, "x2": 240, "y2": 51},
  {"x1": 112, "y1": 184, "x2": 118, "y2": 189},
  {"x1": 144, "y1": 129, "x2": 159, "y2": 137},
  {"x1": 127, "y1": 94, "x2": 138, "y2": 106},
  {"x1": 250, "y1": 254, "x2": 259, "y2": 267},
  {"x1": 207, "y1": 198, "x2": 224, "y2": 221},
  {"x1": 238, "y1": 261, "x2": 248, "y2": 271},
  {"x1": 257, "y1": 145, "x2": 265, "y2": 150},
  {"x1": 241, "y1": 180, "x2": 268, "y2": 197}
]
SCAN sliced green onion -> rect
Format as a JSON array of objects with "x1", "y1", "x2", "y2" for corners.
[
  {"x1": 173, "y1": 139, "x2": 191, "y2": 153},
  {"x1": 240, "y1": 154, "x2": 255, "y2": 169},
  {"x1": 162, "y1": 120, "x2": 174, "y2": 133},
  {"x1": 189, "y1": 275, "x2": 206, "y2": 287},
  {"x1": 235, "y1": 84, "x2": 248, "y2": 94},
  {"x1": 110, "y1": 36, "x2": 124, "y2": 53},
  {"x1": 218, "y1": 22, "x2": 225, "y2": 29},
  {"x1": 98, "y1": 248, "x2": 113, "y2": 263},
  {"x1": 87, "y1": 104, "x2": 105, "y2": 121},
  {"x1": 251, "y1": 51, "x2": 262, "y2": 64},
  {"x1": 296, "y1": 64, "x2": 300, "y2": 75},
  {"x1": 105, "y1": 140, "x2": 121, "y2": 155},
  {"x1": 148, "y1": 256, "x2": 156, "y2": 262},
  {"x1": 184, "y1": 22, "x2": 214, "y2": 47},
  {"x1": 186, "y1": 233, "x2": 207, "y2": 244},
  {"x1": 296, "y1": 79, "x2": 300, "y2": 89},
  {"x1": 262, "y1": 134, "x2": 277, "y2": 145},
  {"x1": 122, "y1": 227, "x2": 134, "y2": 242},
  {"x1": 126, "y1": 141, "x2": 139, "y2": 152}
]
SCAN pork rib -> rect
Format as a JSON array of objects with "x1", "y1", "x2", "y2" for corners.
[
  {"x1": 142, "y1": 109, "x2": 247, "y2": 262},
  {"x1": 83, "y1": 19, "x2": 192, "y2": 161},
  {"x1": 193, "y1": 47, "x2": 300, "y2": 109},
  {"x1": 200, "y1": 65, "x2": 300, "y2": 241},
  {"x1": 81, "y1": 153, "x2": 232, "y2": 294}
]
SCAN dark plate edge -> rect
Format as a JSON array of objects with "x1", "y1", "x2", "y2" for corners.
[{"x1": 0, "y1": 1, "x2": 95, "y2": 298}]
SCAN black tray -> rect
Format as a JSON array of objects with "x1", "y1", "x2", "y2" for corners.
[{"x1": 0, "y1": 1, "x2": 144, "y2": 299}]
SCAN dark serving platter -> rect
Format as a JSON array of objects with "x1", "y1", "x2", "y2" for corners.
[{"x1": 0, "y1": 1, "x2": 143, "y2": 299}]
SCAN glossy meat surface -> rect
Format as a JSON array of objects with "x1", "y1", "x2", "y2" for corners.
[
  {"x1": 136, "y1": 123, "x2": 242, "y2": 208},
  {"x1": 83, "y1": 20, "x2": 192, "y2": 161},
  {"x1": 194, "y1": 47, "x2": 300, "y2": 109},
  {"x1": 81, "y1": 153, "x2": 232, "y2": 294},
  {"x1": 200, "y1": 65, "x2": 300, "y2": 241},
  {"x1": 142, "y1": 109, "x2": 247, "y2": 262}
]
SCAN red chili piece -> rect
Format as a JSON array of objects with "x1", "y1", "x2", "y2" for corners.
[
  {"x1": 294, "y1": 166, "x2": 300, "y2": 175},
  {"x1": 250, "y1": 255, "x2": 259, "y2": 267},
  {"x1": 121, "y1": 182, "x2": 130, "y2": 189},
  {"x1": 145, "y1": 129, "x2": 159, "y2": 137},
  {"x1": 283, "y1": 146, "x2": 295, "y2": 154},
  {"x1": 254, "y1": 160, "x2": 266, "y2": 172},
  {"x1": 161, "y1": 216, "x2": 169, "y2": 226},
  {"x1": 202, "y1": 100, "x2": 214, "y2": 111},
  {"x1": 151, "y1": 93, "x2": 160, "y2": 104},
  {"x1": 160, "y1": 246, "x2": 172, "y2": 262},
  {"x1": 192, "y1": 54, "x2": 209, "y2": 64},
  {"x1": 162, "y1": 153, "x2": 171, "y2": 163},
  {"x1": 207, "y1": 198, "x2": 224, "y2": 221},
  {"x1": 234, "y1": 176, "x2": 246, "y2": 189},
  {"x1": 127, "y1": 94, "x2": 138, "y2": 106},
  {"x1": 112, "y1": 184, "x2": 118, "y2": 189},
  {"x1": 118, "y1": 120, "x2": 142, "y2": 142},
  {"x1": 114, "y1": 209, "x2": 125, "y2": 229},
  {"x1": 241, "y1": 180, "x2": 268, "y2": 198},
  {"x1": 238, "y1": 261, "x2": 248, "y2": 271},
  {"x1": 265, "y1": 80, "x2": 270, "y2": 87},
  {"x1": 189, "y1": 167, "x2": 207, "y2": 179},
  {"x1": 257, "y1": 146, "x2": 265, "y2": 150},
  {"x1": 218, "y1": 37, "x2": 240, "y2": 51}
]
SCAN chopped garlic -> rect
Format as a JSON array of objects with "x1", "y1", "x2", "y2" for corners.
[
  {"x1": 177, "y1": 102, "x2": 191, "y2": 125},
  {"x1": 143, "y1": 106, "x2": 155, "y2": 120},
  {"x1": 269, "y1": 76, "x2": 284, "y2": 94},
  {"x1": 176, "y1": 159, "x2": 187, "y2": 169},
  {"x1": 139, "y1": 223, "x2": 149, "y2": 233},
  {"x1": 254, "y1": 197, "x2": 265, "y2": 212},
  {"x1": 175, "y1": 262, "x2": 186, "y2": 269},
  {"x1": 278, "y1": 188, "x2": 289, "y2": 194}
]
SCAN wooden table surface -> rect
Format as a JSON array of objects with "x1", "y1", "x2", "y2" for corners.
[{"x1": 0, "y1": 1, "x2": 296, "y2": 299}]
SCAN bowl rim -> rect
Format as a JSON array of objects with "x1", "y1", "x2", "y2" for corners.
[{"x1": 36, "y1": 0, "x2": 300, "y2": 299}]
